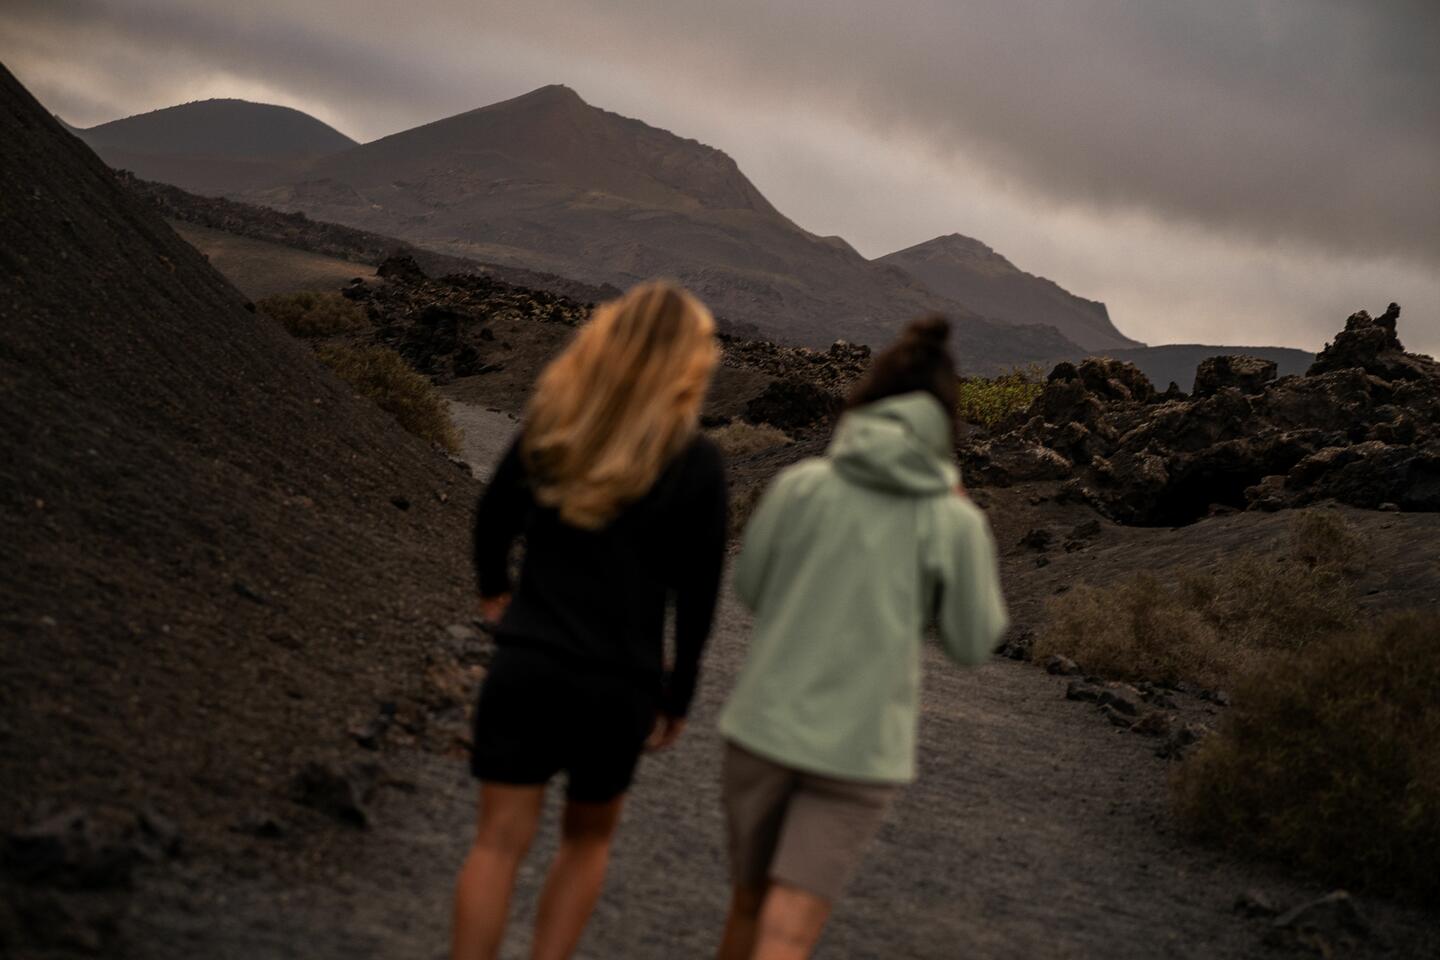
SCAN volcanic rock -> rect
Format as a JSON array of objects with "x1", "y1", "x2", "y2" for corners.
[
  {"x1": 961, "y1": 305, "x2": 1440, "y2": 524},
  {"x1": 743, "y1": 380, "x2": 844, "y2": 433},
  {"x1": 1192, "y1": 355, "x2": 1278, "y2": 397}
]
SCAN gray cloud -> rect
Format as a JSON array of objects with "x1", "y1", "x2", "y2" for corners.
[{"x1": 2, "y1": 0, "x2": 1437, "y2": 353}]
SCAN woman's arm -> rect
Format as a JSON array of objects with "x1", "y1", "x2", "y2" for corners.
[
  {"x1": 932, "y1": 498, "x2": 1009, "y2": 666},
  {"x1": 664, "y1": 439, "x2": 729, "y2": 718},
  {"x1": 472, "y1": 434, "x2": 532, "y2": 600}
]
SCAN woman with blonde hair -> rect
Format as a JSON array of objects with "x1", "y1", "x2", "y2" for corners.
[{"x1": 452, "y1": 282, "x2": 728, "y2": 960}]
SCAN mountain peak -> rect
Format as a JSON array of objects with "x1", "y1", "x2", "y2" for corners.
[{"x1": 879, "y1": 235, "x2": 1139, "y2": 351}]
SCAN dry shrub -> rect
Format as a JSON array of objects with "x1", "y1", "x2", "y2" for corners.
[
  {"x1": 1035, "y1": 514, "x2": 1361, "y2": 689},
  {"x1": 260, "y1": 290, "x2": 368, "y2": 337},
  {"x1": 1172, "y1": 611, "x2": 1440, "y2": 902},
  {"x1": 1183, "y1": 553, "x2": 1357, "y2": 653},
  {"x1": 316, "y1": 345, "x2": 459, "y2": 453},
  {"x1": 956, "y1": 365, "x2": 1044, "y2": 427},
  {"x1": 728, "y1": 484, "x2": 765, "y2": 542},
  {"x1": 707, "y1": 421, "x2": 792, "y2": 458},
  {"x1": 1289, "y1": 506, "x2": 1368, "y2": 572},
  {"x1": 1034, "y1": 574, "x2": 1250, "y2": 689}
]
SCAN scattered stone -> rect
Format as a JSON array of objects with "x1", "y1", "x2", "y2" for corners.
[
  {"x1": 375, "y1": 253, "x2": 427, "y2": 284},
  {"x1": 1234, "y1": 889, "x2": 1280, "y2": 918},
  {"x1": 389, "y1": 495, "x2": 411, "y2": 511},
  {"x1": 231, "y1": 580, "x2": 267, "y2": 604},
  {"x1": 1019, "y1": 528, "x2": 1054, "y2": 550},
  {"x1": 996, "y1": 629, "x2": 1034, "y2": 661},
  {"x1": 134, "y1": 809, "x2": 182, "y2": 861},
  {"x1": 3, "y1": 808, "x2": 163, "y2": 890},
  {"x1": 1068, "y1": 518, "x2": 1102, "y2": 540},
  {"x1": 349, "y1": 702, "x2": 396, "y2": 751},
  {"x1": 1097, "y1": 684, "x2": 1142, "y2": 715},
  {"x1": 230, "y1": 813, "x2": 287, "y2": 839},
  {"x1": 1099, "y1": 704, "x2": 1134, "y2": 728},
  {"x1": 1129, "y1": 711, "x2": 1174, "y2": 737},
  {"x1": 1044, "y1": 654, "x2": 1081, "y2": 676},
  {"x1": 1034, "y1": 556, "x2": 1050, "y2": 568},
  {"x1": 1266, "y1": 890, "x2": 1371, "y2": 954},
  {"x1": 290, "y1": 762, "x2": 377, "y2": 828},
  {"x1": 1065, "y1": 679, "x2": 1103, "y2": 703},
  {"x1": 1156, "y1": 721, "x2": 1211, "y2": 759}
]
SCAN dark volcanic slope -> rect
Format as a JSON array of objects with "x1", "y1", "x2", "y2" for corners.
[
  {"x1": 74, "y1": 98, "x2": 357, "y2": 194},
  {"x1": 878, "y1": 234, "x2": 1140, "y2": 352},
  {"x1": 241, "y1": 84, "x2": 1082, "y2": 367},
  {"x1": 1, "y1": 65, "x2": 478, "y2": 953}
]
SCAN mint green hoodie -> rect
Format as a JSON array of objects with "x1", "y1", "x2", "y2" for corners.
[{"x1": 718, "y1": 392, "x2": 1009, "y2": 783}]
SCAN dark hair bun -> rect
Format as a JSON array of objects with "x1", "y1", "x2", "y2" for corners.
[{"x1": 906, "y1": 314, "x2": 950, "y2": 347}]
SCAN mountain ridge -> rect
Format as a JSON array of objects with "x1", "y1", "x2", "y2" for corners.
[
  {"x1": 877, "y1": 233, "x2": 1140, "y2": 352},
  {"x1": 233, "y1": 85, "x2": 1086, "y2": 367}
]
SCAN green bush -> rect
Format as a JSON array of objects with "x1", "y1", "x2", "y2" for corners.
[
  {"x1": 1033, "y1": 513, "x2": 1360, "y2": 689},
  {"x1": 707, "y1": 421, "x2": 792, "y2": 458},
  {"x1": 316, "y1": 345, "x2": 459, "y2": 453},
  {"x1": 260, "y1": 290, "x2": 368, "y2": 337},
  {"x1": 1172, "y1": 611, "x2": 1440, "y2": 902},
  {"x1": 956, "y1": 366, "x2": 1044, "y2": 427}
]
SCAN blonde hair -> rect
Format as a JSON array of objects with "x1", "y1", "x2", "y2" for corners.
[{"x1": 523, "y1": 281, "x2": 718, "y2": 529}]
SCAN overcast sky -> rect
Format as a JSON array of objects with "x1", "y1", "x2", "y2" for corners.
[{"x1": 5, "y1": 0, "x2": 1437, "y2": 354}]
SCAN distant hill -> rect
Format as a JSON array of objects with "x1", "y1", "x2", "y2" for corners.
[
  {"x1": 877, "y1": 234, "x2": 1140, "y2": 352},
  {"x1": 71, "y1": 99, "x2": 356, "y2": 194},
  {"x1": 234, "y1": 84, "x2": 1082, "y2": 368}
]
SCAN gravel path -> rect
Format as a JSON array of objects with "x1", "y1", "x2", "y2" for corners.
[{"x1": 127, "y1": 408, "x2": 1439, "y2": 960}]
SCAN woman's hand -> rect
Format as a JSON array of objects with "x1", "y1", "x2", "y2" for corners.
[
  {"x1": 477, "y1": 592, "x2": 511, "y2": 626},
  {"x1": 645, "y1": 712, "x2": 687, "y2": 752}
]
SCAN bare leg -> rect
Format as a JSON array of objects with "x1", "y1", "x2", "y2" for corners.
[
  {"x1": 716, "y1": 884, "x2": 768, "y2": 960},
  {"x1": 530, "y1": 796, "x2": 626, "y2": 960},
  {"x1": 752, "y1": 882, "x2": 832, "y2": 960},
  {"x1": 451, "y1": 783, "x2": 546, "y2": 960}
]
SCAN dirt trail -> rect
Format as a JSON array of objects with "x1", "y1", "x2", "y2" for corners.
[{"x1": 123, "y1": 406, "x2": 1437, "y2": 960}]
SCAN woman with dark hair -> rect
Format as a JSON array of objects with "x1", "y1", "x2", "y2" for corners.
[
  {"x1": 714, "y1": 315, "x2": 1009, "y2": 960},
  {"x1": 453, "y1": 282, "x2": 728, "y2": 960}
]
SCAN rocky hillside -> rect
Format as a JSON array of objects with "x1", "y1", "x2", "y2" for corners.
[
  {"x1": 120, "y1": 171, "x2": 621, "y2": 306},
  {"x1": 878, "y1": 233, "x2": 1139, "y2": 351},
  {"x1": 0, "y1": 65, "x2": 483, "y2": 954},
  {"x1": 314, "y1": 253, "x2": 871, "y2": 432},
  {"x1": 962, "y1": 304, "x2": 1440, "y2": 525},
  {"x1": 71, "y1": 98, "x2": 357, "y2": 194}
]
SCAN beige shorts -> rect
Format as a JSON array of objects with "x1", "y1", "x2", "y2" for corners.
[{"x1": 722, "y1": 741, "x2": 899, "y2": 902}]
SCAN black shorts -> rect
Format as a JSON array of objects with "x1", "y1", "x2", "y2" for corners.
[{"x1": 469, "y1": 644, "x2": 659, "y2": 803}]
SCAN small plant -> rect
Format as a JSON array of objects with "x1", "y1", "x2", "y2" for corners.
[
  {"x1": 1172, "y1": 611, "x2": 1440, "y2": 901},
  {"x1": 316, "y1": 345, "x2": 459, "y2": 453},
  {"x1": 1034, "y1": 513, "x2": 1362, "y2": 689},
  {"x1": 707, "y1": 421, "x2": 792, "y2": 458},
  {"x1": 259, "y1": 290, "x2": 368, "y2": 337},
  {"x1": 1035, "y1": 573, "x2": 1249, "y2": 689},
  {"x1": 956, "y1": 365, "x2": 1044, "y2": 427},
  {"x1": 1289, "y1": 506, "x2": 1368, "y2": 572}
]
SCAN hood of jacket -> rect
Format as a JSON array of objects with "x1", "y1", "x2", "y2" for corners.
[{"x1": 828, "y1": 391, "x2": 958, "y2": 494}]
